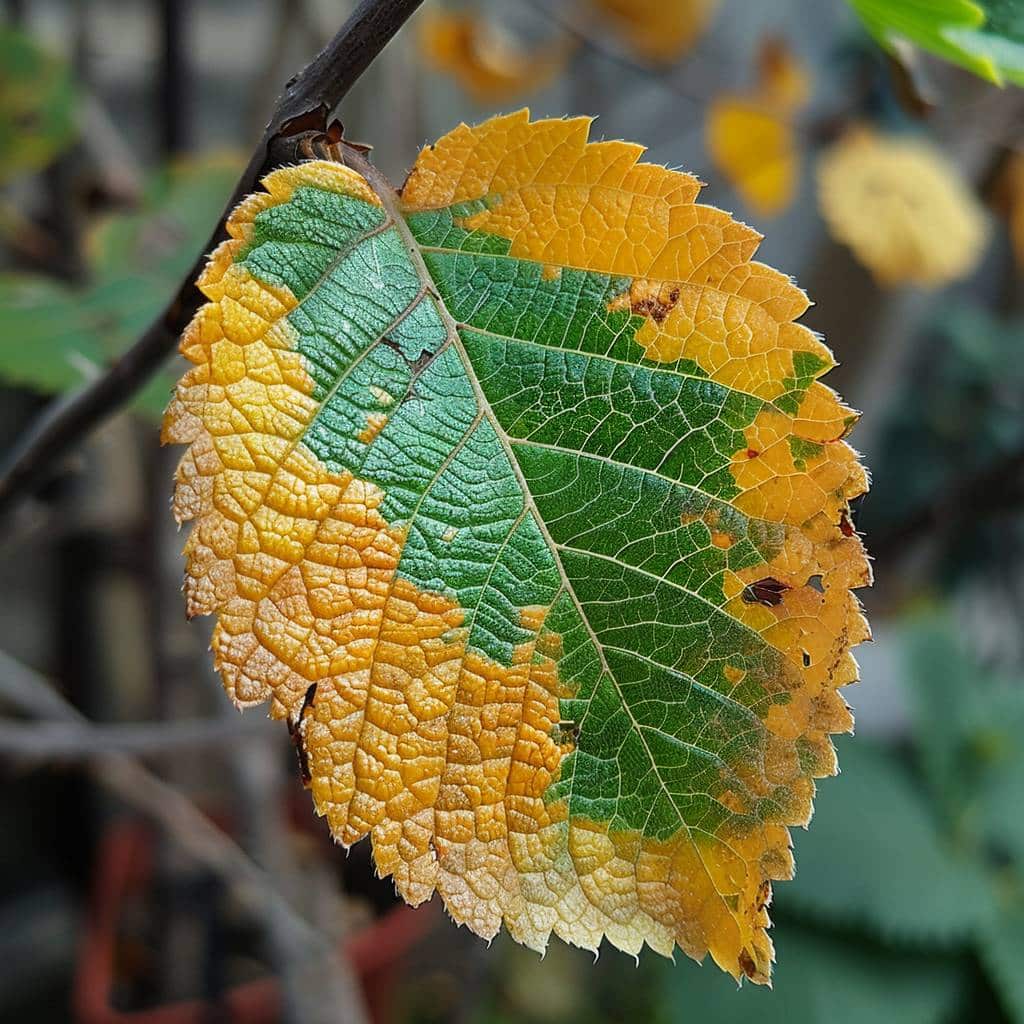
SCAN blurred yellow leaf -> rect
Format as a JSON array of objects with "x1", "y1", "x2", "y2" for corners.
[
  {"x1": 419, "y1": 9, "x2": 571, "y2": 101},
  {"x1": 707, "y1": 38, "x2": 810, "y2": 217},
  {"x1": 757, "y1": 35, "x2": 812, "y2": 111},
  {"x1": 592, "y1": 0, "x2": 720, "y2": 62},
  {"x1": 817, "y1": 128, "x2": 988, "y2": 287},
  {"x1": 708, "y1": 103, "x2": 797, "y2": 217}
]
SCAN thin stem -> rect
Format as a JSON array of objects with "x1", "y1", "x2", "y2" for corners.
[{"x1": 0, "y1": 0, "x2": 425, "y2": 519}]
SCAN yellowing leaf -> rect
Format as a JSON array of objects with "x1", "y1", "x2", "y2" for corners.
[
  {"x1": 591, "y1": 0, "x2": 720, "y2": 62},
  {"x1": 817, "y1": 128, "x2": 988, "y2": 287},
  {"x1": 708, "y1": 104, "x2": 798, "y2": 218},
  {"x1": 707, "y1": 38, "x2": 810, "y2": 217},
  {"x1": 165, "y1": 111, "x2": 870, "y2": 982},
  {"x1": 756, "y1": 36, "x2": 812, "y2": 112},
  {"x1": 419, "y1": 9, "x2": 571, "y2": 101}
]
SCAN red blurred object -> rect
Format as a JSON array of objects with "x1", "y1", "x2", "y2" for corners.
[{"x1": 74, "y1": 822, "x2": 433, "y2": 1024}]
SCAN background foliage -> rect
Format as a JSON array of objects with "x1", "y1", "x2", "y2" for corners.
[{"x1": 0, "y1": 1, "x2": 1021, "y2": 1022}]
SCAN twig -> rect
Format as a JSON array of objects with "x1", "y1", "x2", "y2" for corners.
[
  {"x1": 159, "y1": 0, "x2": 190, "y2": 156},
  {"x1": 0, "y1": 648, "x2": 329, "y2": 958},
  {"x1": 0, "y1": 0, "x2": 425, "y2": 519},
  {"x1": 0, "y1": 714, "x2": 269, "y2": 760}
]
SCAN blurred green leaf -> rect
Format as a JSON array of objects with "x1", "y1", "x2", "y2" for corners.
[
  {"x1": 0, "y1": 154, "x2": 240, "y2": 418},
  {"x1": 862, "y1": 306, "x2": 1024, "y2": 586},
  {"x1": 900, "y1": 611, "x2": 1024, "y2": 862},
  {"x1": 782, "y1": 736, "x2": 996, "y2": 944},
  {"x1": 947, "y1": 0, "x2": 1024, "y2": 84},
  {"x1": 659, "y1": 925, "x2": 963, "y2": 1024},
  {"x1": 901, "y1": 613, "x2": 982, "y2": 813},
  {"x1": 0, "y1": 27, "x2": 76, "y2": 183},
  {"x1": 979, "y1": 901, "x2": 1024, "y2": 1022},
  {"x1": 850, "y1": 0, "x2": 1024, "y2": 85}
]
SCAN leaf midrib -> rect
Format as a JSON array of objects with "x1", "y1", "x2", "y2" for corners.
[{"x1": 370, "y1": 165, "x2": 757, "y2": 853}]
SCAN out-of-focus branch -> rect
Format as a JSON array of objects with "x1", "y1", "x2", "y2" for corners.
[
  {"x1": 0, "y1": 0, "x2": 425, "y2": 519},
  {"x1": 0, "y1": 648, "x2": 331, "y2": 963},
  {"x1": 0, "y1": 714, "x2": 268, "y2": 760}
]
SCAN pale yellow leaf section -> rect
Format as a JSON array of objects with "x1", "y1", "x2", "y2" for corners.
[
  {"x1": 817, "y1": 128, "x2": 988, "y2": 287},
  {"x1": 419, "y1": 10, "x2": 571, "y2": 102},
  {"x1": 591, "y1": 0, "x2": 720, "y2": 62},
  {"x1": 401, "y1": 109, "x2": 833, "y2": 402}
]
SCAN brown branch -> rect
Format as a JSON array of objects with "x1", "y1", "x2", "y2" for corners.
[{"x1": 0, "y1": 0, "x2": 425, "y2": 519}]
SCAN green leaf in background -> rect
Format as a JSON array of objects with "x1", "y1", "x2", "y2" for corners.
[
  {"x1": 979, "y1": 902, "x2": 1024, "y2": 1023},
  {"x1": 0, "y1": 27, "x2": 76, "y2": 183},
  {"x1": 947, "y1": 0, "x2": 1024, "y2": 84},
  {"x1": 861, "y1": 306, "x2": 1024, "y2": 588},
  {"x1": 0, "y1": 154, "x2": 240, "y2": 418},
  {"x1": 659, "y1": 926, "x2": 963, "y2": 1024},
  {"x1": 900, "y1": 611, "x2": 1024, "y2": 863},
  {"x1": 783, "y1": 736, "x2": 996, "y2": 944},
  {"x1": 850, "y1": 0, "x2": 1024, "y2": 85}
]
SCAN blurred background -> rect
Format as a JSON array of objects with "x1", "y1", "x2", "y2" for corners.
[{"x1": 0, "y1": 0, "x2": 1023, "y2": 1021}]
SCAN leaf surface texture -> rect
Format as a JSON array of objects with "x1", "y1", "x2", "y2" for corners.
[{"x1": 165, "y1": 111, "x2": 870, "y2": 981}]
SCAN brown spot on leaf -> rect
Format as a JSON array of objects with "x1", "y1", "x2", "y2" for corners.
[
  {"x1": 839, "y1": 509, "x2": 855, "y2": 537},
  {"x1": 738, "y1": 948, "x2": 758, "y2": 979},
  {"x1": 755, "y1": 879, "x2": 772, "y2": 913},
  {"x1": 742, "y1": 577, "x2": 791, "y2": 606},
  {"x1": 631, "y1": 285, "x2": 681, "y2": 324}
]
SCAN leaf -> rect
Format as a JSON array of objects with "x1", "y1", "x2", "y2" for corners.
[
  {"x1": 0, "y1": 155, "x2": 240, "y2": 417},
  {"x1": 590, "y1": 0, "x2": 720, "y2": 62},
  {"x1": 659, "y1": 924, "x2": 964, "y2": 1024},
  {"x1": 816, "y1": 128, "x2": 988, "y2": 287},
  {"x1": 848, "y1": 0, "x2": 1024, "y2": 85},
  {"x1": 164, "y1": 111, "x2": 870, "y2": 982},
  {"x1": 784, "y1": 736, "x2": 996, "y2": 944},
  {"x1": 0, "y1": 27, "x2": 76, "y2": 184},
  {"x1": 902, "y1": 614, "x2": 1024, "y2": 862},
  {"x1": 419, "y1": 9, "x2": 572, "y2": 102},
  {"x1": 979, "y1": 900, "x2": 1024, "y2": 1023},
  {"x1": 707, "y1": 38, "x2": 810, "y2": 218}
]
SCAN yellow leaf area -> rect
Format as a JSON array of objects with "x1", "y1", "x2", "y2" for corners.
[
  {"x1": 707, "y1": 37, "x2": 811, "y2": 217},
  {"x1": 592, "y1": 0, "x2": 720, "y2": 62},
  {"x1": 419, "y1": 9, "x2": 572, "y2": 102},
  {"x1": 166, "y1": 112, "x2": 869, "y2": 982},
  {"x1": 817, "y1": 128, "x2": 988, "y2": 287}
]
